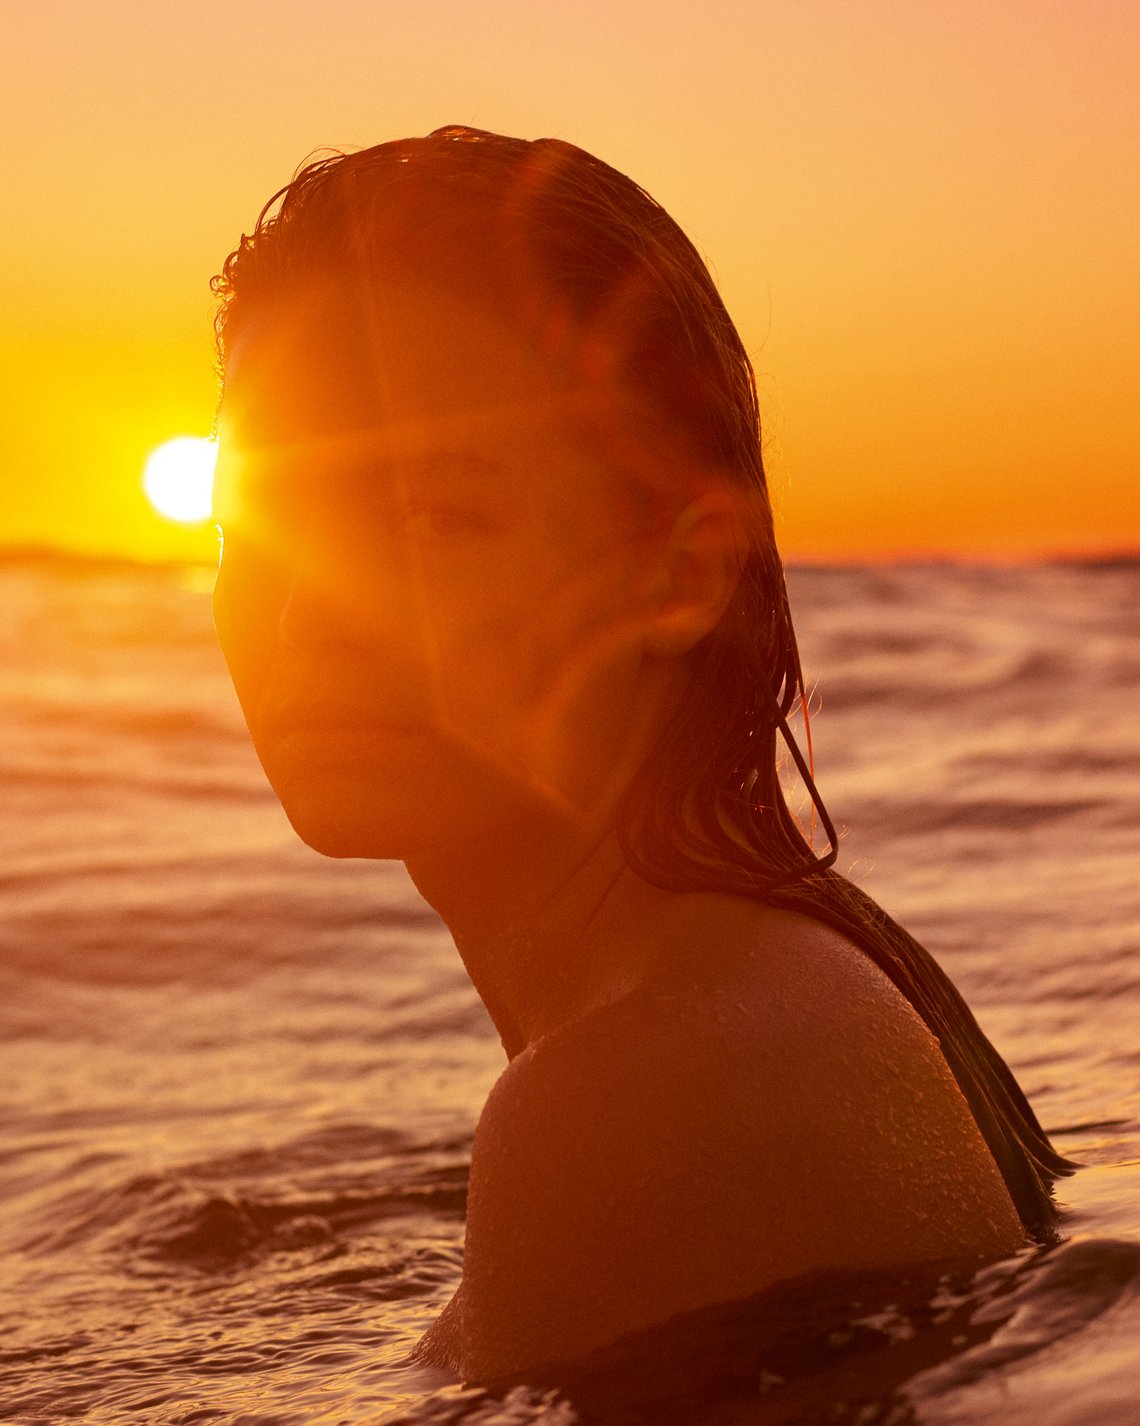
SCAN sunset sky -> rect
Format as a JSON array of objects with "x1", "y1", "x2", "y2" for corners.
[{"x1": 1, "y1": 0, "x2": 1136, "y2": 563}]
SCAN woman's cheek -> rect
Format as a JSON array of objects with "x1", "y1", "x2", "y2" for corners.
[{"x1": 213, "y1": 538, "x2": 287, "y2": 715}]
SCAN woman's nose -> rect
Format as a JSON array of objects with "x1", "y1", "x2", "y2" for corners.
[
  {"x1": 275, "y1": 564, "x2": 413, "y2": 658},
  {"x1": 276, "y1": 577, "x2": 356, "y2": 654}
]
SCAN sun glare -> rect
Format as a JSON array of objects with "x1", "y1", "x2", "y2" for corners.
[{"x1": 143, "y1": 436, "x2": 218, "y2": 524}]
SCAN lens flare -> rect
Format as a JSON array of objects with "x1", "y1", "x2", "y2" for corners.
[{"x1": 143, "y1": 437, "x2": 218, "y2": 524}]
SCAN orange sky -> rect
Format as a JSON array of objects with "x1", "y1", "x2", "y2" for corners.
[{"x1": 1, "y1": 0, "x2": 1136, "y2": 563}]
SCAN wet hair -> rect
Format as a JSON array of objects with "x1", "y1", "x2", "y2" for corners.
[{"x1": 213, "y1": 125, "x2": 1074, "y2": 1233}]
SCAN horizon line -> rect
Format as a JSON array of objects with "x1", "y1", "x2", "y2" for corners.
[{"x1": 2, "y1": 539, "x2": 1137, "y2": 574}]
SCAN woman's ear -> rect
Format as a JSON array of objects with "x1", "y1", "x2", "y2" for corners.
[{"x1": 643, "y1": 491, "x2": 745, "y2": 657}]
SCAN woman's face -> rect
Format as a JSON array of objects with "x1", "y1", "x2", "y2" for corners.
[{"x1": 213, "y1": 281, "x2": 676, "y2": 859}]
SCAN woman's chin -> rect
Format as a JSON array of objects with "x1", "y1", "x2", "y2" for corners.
[
  {"x1": 274, "y1": 777, "x2": 496, "y2": 863},
  {"x1": 294, "y1": 821, "x2": 399, "y2": 860},
  {"x1": 273, "y1": 786, "x2": 425, "y2": 861},
  {"x1": 262, "y1": 747, "x2": 588, "y2": 865}
]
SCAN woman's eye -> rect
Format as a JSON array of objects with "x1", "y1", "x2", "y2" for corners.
[{"x1": 401, "y1": 505, "x2": 496, "y2": 539}]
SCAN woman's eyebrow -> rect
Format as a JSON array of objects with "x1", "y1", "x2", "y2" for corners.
[
  {"x1": 226, "y1": 428, "x2": 506, "y2": 485},
  {"x1": 387, "y1": 452, "x2": 504, "y2": 482},
  {"x1": 325, "y1": 451, "x2": 508, "y2": 501}
]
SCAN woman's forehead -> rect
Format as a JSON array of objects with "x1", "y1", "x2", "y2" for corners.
[
  {"x1": 218, "y1": 275, "x2": 723, "y2": 530},
  {"x1": 222, "y1": 278, "x2": 605, "y2": 446}
]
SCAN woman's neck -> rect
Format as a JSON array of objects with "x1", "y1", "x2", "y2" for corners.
[{"x1": 404, "y1": 816, "x2": 667, "y2": 1058}]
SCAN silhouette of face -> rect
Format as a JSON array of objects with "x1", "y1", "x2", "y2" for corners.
[{"x1": 213, "y1": 281, "x2": 672, "y2": 859}]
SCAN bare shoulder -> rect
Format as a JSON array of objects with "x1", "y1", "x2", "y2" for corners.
[{"x1": 460, "y1": 899, "x2": 1023, "y2": 1379}]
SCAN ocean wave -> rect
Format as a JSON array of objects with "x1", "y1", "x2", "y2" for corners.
[{"x1": 14, "y1": 1123, "x2": 470, "y2": 1268}]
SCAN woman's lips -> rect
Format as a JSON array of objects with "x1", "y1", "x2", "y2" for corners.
[{"x1": 262, "y1": 698, "x2": 426, "y2": 762}]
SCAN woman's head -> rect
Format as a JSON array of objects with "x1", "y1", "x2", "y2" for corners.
[
  {"x1": 212, "y1": 126, "x2": 832, "y2": 886},
  {"x1": 215, "y1": 127, "x2": 761, "y2": 490}
]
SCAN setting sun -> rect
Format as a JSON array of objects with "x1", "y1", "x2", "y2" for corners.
[{"x1": 143, "y1": 437, "x2": 218, "y2": 524}]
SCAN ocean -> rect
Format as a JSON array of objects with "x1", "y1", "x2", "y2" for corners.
[{"x1": 1, "y1": 553, "x2": 1137, "y2": 1424}]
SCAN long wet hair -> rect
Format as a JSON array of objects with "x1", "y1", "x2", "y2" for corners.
[{"x1": 213, "y1": 125, "x2": 1074, "y2": 1234}]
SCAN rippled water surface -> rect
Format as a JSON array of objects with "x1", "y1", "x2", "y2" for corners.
[{"x1": 1, "y1": 555, "x2": 1137, "y2": 1423}]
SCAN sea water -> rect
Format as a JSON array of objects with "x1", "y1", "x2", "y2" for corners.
[{"x1": 0, "y1": 553, "x2": 1137, "y2": 1424}]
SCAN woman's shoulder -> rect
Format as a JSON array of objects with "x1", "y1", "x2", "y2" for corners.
[
  {"x1": 461, "y1": 895, "x2": 1023, "y2": 1378},
  {"x1": 479, "y1": 897, "x2": 999, "y2": 1188}
]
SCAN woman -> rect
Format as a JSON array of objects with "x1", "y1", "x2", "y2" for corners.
[{"x1": 210, "y1": 126, "x2": 1072, "y2": 1381}]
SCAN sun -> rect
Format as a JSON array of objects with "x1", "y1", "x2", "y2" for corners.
[{"x1": 143, "y1": 436, "x2": 218, "y2": 524}]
